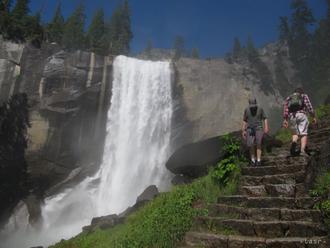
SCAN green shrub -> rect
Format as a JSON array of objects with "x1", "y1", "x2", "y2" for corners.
[
  {"x1": 315, "y1": 104, "x2": 330, "y2": 120},
  {"x1": 309, "y1": 171, "x2": 330, "y2": 197},
  {"x1": 52, "y1": 134, "x2": 245, "y2": 248},
  {"x1": 211, "y1": 134, "x2": 243, "y2": 188},
  {"x1": 275, "y1": 128, "x2": 291, "y2": 144}
]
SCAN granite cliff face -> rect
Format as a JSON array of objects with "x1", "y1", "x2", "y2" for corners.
[
  {"x1": 0, "y1": 38, "x2": 113, "y2": 198},
  {"x1": 0, "y1": 38, "x2": 295, "y2": 200}
]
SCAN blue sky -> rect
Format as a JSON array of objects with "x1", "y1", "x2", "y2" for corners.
[{"x1": 28, "y1": 0, "x2": 327, "y2": 57}]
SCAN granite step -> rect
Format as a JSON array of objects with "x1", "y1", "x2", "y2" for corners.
[
  {"x1": 241, "y1": 164, "x2": 306, "y2": 176},
  {"x1": 217, "y1": 195, "x2": 320, "y2": 209},
  {"x1": 193, "y1": 217, "x2": 328, "y2": 238},
  {"x1": 240, "y1": 172, "x2": 305, "y2": 186},
  {"x1": 184, "y1": 231, "x2": 329, "y2": 248},
  {"x1": 239, "y1": 183, "x2": 306, "y2": 197},
  {"x1": 208, "y1": 204, "x2": 323, "y2": 222}
]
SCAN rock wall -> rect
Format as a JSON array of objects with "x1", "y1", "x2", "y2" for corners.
[
  {"x1": 0, "y1": 38, "x2": 113, "y2": 193},
  {"x1": 171, "y1": 57, "x2": 285, "y2": 151}
]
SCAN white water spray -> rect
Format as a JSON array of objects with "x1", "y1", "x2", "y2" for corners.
[{"x1": 1, "y1": 56, "x2": 173, "y2": 248}]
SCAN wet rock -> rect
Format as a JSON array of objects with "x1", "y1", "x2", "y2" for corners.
[
  {"x1": 83, "y1": 214, "x2": 123, "y2": 232},
  {"x1": 136, "y1": 185, "x2": 159, "y2": 203}
]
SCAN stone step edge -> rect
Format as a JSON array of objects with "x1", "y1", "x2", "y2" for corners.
[
  {"x1": 195, "y1": 216, "x2": 324, "y2": 226},
  {"x1": 185, "y1": 231, "x2": 329, "y2": 245},
  {"x1": 210, "y1": 203, "x2": 322, "y2": 214}
]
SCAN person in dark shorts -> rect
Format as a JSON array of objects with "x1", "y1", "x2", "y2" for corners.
[{"x1": 242, "y1": 98, "x2": 269, "y2": 166}]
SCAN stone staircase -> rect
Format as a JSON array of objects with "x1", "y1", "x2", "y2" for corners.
[{"x1": 181, "y1": 118, "x2": 330, "y2": 247}]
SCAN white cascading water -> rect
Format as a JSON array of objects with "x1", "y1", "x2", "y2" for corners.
[{"x1": 0, "y1": 55, "x2": 173, "y2": 248}]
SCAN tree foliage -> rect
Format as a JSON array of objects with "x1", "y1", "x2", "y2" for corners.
[
  {"x1": 173, "y1": 35, "x2": 185, "y2": 60},
  {"x1": 108, "y1": 0, "x2": 133, "y2": 55},
  {"x1": 232, "y1": 37, "x2": 242, "y2": 61},
  {"x1": 46, "y1": 2, "x2": 65, "y2": 45},
  {"x1": 0, "y1": 0, "x2": 134, "y2": 55},
  {"x1": 86, "y1": 9, "x2": 108, "y2": 54},
  {"x1": 62, "y1": 4, "x2": 86, "y2": 51}
]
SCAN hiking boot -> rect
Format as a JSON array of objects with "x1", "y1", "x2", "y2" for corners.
[
  {"x1": 256, "y1": 161, "x2": 262, "y2": 166},
  {"x1": 290, "y1": 142, "x2": 300, "y2": 156},
  {"x1": 250, "y1": 160, "x2": 256, "y2": 166}
]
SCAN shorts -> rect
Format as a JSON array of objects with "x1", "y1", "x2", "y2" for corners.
[
  {"x1": 289, "y1": 112, "x2": 309, "y2": 136},
  {"x1": 246, "y1": 128, "x2": 264, "y2": 147}
]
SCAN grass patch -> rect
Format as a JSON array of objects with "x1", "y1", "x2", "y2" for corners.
[
  {"x1": 51, "y1": 170, "x2": 242, "y2": 248},
  {"x1": 51, "y1": 134, "x2": 244, "y2": 248},
  {"x1": 310, "y1": 170, "x2": 330, "y2": 229},
  {"x1": 315, "y1": 104, "x2": 330, "y2": 120},
  {"x1": 275, "y1": 127, "x2": 291, "y2": 144}
]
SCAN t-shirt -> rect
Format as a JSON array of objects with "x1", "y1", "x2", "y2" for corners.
[{"x1": 243, "y1": 106, "x2": 267, "y2": 130}]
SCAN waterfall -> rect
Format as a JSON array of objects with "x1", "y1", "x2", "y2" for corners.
[{"x1": 0, "y1": 55, "x2": 173, "y2": 248}]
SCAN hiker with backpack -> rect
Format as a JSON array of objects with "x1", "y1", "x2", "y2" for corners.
[
  {"x1": 242, "y1": 98, "x2": 269, "y2": 166},
  {"x1": 282, "y1": 88, "x2": 317, "y2": 156}
]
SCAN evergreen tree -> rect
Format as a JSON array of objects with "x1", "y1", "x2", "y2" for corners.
[
  {"x1": 173, "y1": 35, "x2": 185, "y2": 60},
  {"x1": 46, "y1": 2, "x2": 65, "y2": 44},
  {"x1": 25, "y1": 11, "x2": 44, "y2": 47},
  {"x1": 120, "y1": 0, "x2": 133, "y2": 54},
  {"x1": 246, "y1": 35, "x2": 258, "y2": 62},
  {"x1": 11, "y1": 0, "x2": 29, "y2": 19},
  {"x1": 62, "y1": 4, "x2": 86, "y2": 50},
  {"x1": 278, "y1": 16, "x2": 291, "y2": 42},
  {"x1": 86, "y1": 9, "x2": 107, "y2": 54},
  {"x1": 191, "y1": 47, "x2": 200, "y2": 59},
  {"x1": 289, "y1": 0, "x2": 314, "y2": 80},
  {"x1": 108, "y1": 0, "x2": 133, "y2": 55},
  {"x1": 0, "y1": 0, "x2": 12, "y2": 39},
  {"x1": 232, "y1": 37, "x2": 242, "y2": 61},
  {"x1": 10, "y1": 0, "x2": 30, "y2": 41}
]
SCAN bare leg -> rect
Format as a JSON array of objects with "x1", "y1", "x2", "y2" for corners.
[
  {"x1": 292, "y1": 134, "x2": 299, "y2": 143},
  {"x1": 256, "y1": 144, "x2": 262, "y2": 161},
  {"x1": 301, "y1": 135, "x2": 307, "y2": 152}
]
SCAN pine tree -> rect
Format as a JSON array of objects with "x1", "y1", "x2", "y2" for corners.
[
  {"x1": 62, "y1": 4, "x2": 86, "y2": 50},
  {"x1": 289, "y1": 0, "x2": 314, "y2": 75},
  {"x1": 278, "y1": 16, "x2": 291, "y2": 42},
  {"x1": 108, "y1": 0, "x2": 133, "y2": 55},
  {"x1": 232, "y1": 37, "x2": 242, "y2": 61},
  {"x1": 173, "y1": 35, "x2": 185, "y2": 60},
  {"x1": 46, "y1": 2, "x2": 65, "y2": 44},
  {"x1": 11, "y1": 0, "x2": 29, "y2": 19},
  {"x1": 10, "y1": 0, "x2": 30, "y2": 41},
  {"x1": 191, "y1": 47, "x2": 200, "y2": 59},
  {"x1": 0, "y1": 0, "x2": 12, "y2": 39},
  {"x1": 246, "y1": 35, "x2": 258, "y2": 62},
  {"x1": 25, "y1": 11, "x2": 44, "y2": 47},
  {"x1": 120, "y1": 0, "x2": 133, "y2": 54},
  {"x1": 86, "y1": 9, "x2": 107, "y2": 54}
]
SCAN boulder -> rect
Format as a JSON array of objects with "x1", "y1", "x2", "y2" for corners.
[
  {"x1": 166, "y1": 136, "x2": 221, "y2": 177},
  {"x1": 120, "y1": 185, "x2": 159, "y2": 218},
  {"x1": 83, "y1": 214, "x2": 123, "y2": 233},
  {"x1": 136, "y1": 185, "x2": 159, "y2": 203}
]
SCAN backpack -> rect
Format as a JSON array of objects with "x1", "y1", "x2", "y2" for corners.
[{"x1": 288, "y1": 93, "x2": 304, "y2": 113}]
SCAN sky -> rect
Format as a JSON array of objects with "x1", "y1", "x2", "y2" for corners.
[{"x1": 27, "y1": 0, "x2": 327, "y2": 58}]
